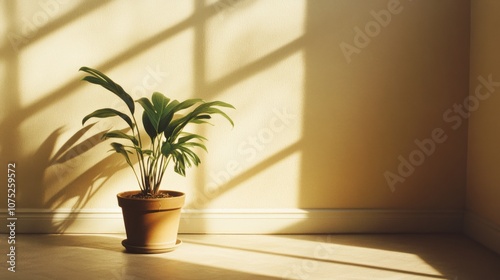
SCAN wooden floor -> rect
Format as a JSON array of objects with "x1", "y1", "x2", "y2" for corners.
[{"x1": 1, "y1": 233, "x2": 499, "y2": 279}]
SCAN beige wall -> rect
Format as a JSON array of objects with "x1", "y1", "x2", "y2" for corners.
[
  {"x1": 466, "y1": 0, "x2": 500, "y2": 252},
  {"x1": 0, "y1": 0, "x2": 471, "y2": 233},
  {"x1": 302, "y1": 0, "x2": 470, "y2": 209}
]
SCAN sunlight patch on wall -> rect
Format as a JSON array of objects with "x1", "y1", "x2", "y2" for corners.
[
  {"x1": 205, "y1": 0, "x2": 306, "y2": 83},
  {"x1": 204, "y1": 50, "x2": 304, "y2": 164},
  {"x1": 194, "y1": 149, "x2": 302, "y2": 208},
  {"x1": 190, "y1": 49, "x2": 305, "y2": 208}
]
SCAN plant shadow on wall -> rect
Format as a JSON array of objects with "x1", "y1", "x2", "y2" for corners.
[{"x1": 40, "y1": 123, "x2": 129, "y2": 233}]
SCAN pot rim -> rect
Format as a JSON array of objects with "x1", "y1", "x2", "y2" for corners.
[
  {"x1": 117, "y1": 190, "x2": 185, "y2": 201},
  {"x1": 117, "y1": 190, "x2": 186, "y2": 210}
]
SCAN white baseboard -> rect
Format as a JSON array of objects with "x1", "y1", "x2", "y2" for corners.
[
  {"x1": 464, "y1": 211, "x2": 500, "y2": 255},
  {"x1": 0, "y1": 208, "x2": 463, "y2": 234}
]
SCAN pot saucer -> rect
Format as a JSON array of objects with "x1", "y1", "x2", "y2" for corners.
[{"x1": 122, "y1": 239, "x2": 182, "y2": 254}]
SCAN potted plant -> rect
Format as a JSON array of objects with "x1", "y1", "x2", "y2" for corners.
[{"x1": 79, "y1": 67, "x2": 234, "y2": 253}]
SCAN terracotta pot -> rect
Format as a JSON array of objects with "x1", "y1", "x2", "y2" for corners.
[{"x1": 117, "y1": 190, "x2": 185, "y2": 253}]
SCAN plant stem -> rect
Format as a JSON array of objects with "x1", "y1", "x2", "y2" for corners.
[
  {"x1": 131, "y1": 114, "x2": 148, "y2": 192},
  {"x1": 156, "y1": 156, "x2": 171, "y2": 193}
]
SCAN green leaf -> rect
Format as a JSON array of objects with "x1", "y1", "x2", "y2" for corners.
[
  {"x1": 177, "y1": 133, "x2": 208, "y2": 152},
  {"x1": 178, "y1": 133, "x2": 207, "y2": 144},
  {"x1": 79, "y1": 67, "x2": 135, "y2": 114},
  {"x1": 109, "y1": 142, "x2": 133, "y2": 167},
  {"x1": 173, "y1": 150, "x2": 186, "y2": 176},
  {"x1": 160, "y1": 99, "x2": 201, "y2": 136},
  {"x1": 153, "y1": 93, "x2": 174, "y2": 132},
  {"x1": 181, "y1": 141, "x2": 208, "y2": 152},
  {"x1": 154, "y1": 99, "x2": 177, "y2": 133},
  {"x1": 152, "y1": 92, "x2": 170, "y2": 113},
  {"x1": 82, "y1": 108, "x2": 134, "y2": 129},
  {"x1": 195, "y1": 101, "x2": 235, "y2": 127},
  {"x1": 179, "y1": 146, "x2": 201, "y2": 166},
  {"x1": 163, "y1": 100, "x2": 234, "y2": 142},
  {"x1": 164, "y1": 99, "x2": 180, "y2": 115},
  {"x1": 163, "y1": 118, "x2": 181, "y2": 140},
  {"x1": 142, "y1": 111, "x2": 157, "y2": 141},
  {"x1": 161, "y1": 141, "x2": 173, "y2": 157},
  {"x1": 172, "y1": 98, "x2": 203, "y2": 112},
  {"x1": 208, "y1": 100, "x2": 235, "y2": 109},
  {"x1": 136, "y1": 97, "x2": 159, "y2": 131},
  {"x1": 142, "y1": 111, "x2": 158, "y2": 143},
  {"x1": 190, "y1": 115, "x2": 213, "y2": 125},
  {"x1": 130, "y1": 147, "x2": 153, "y2": 157},
  {"x1": 82, "y1": 76, "x2": 116, "y2": 93},
  {"x1": 102, "y1": 130, "x2": 138, "y2": 145}
]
